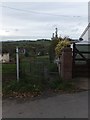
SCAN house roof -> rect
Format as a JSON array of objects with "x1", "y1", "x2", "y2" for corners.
[
  {"x1": 76, "y1": 23, "x2": 90, "y2": 45},
  {"x1": 79, "y1": 23, "x2": 90, "y2": 42}
]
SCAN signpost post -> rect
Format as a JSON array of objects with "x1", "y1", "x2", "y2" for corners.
[{"x1": 16, "y1": 47, "x2": 19, "y2": 82}]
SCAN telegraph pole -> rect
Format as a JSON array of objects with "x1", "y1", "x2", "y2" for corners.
[{"x1": 55, "y1": 28, "x2": 58, "y2": 38}]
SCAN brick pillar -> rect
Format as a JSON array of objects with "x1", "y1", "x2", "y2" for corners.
[{"x1": 60, "y1": 47, "x2": 72, "y2": 81}]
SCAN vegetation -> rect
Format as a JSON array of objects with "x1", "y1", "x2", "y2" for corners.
[
  {"x1": 55, "y1": 40, "x2": 71, "y2": 57},
  {"x1": 2, "y1": 63, "x2": 16, "y2": 83},
  {"x1": 2, "y1": 39, "x2": 51, "y2": 62},
  {"x1": 2, "y1": 55, "x2": 76, "y2": 98},
  {"x1": 2, "y1": 38, "x2": 75, "y2": 98},
  {"x1": 49, "y1": 36, "x2": 72, "y2": 62},
  {"x1": 49, "y1": 38, "x2": 60, "y2": 62},
  {"x1": 3, "y1": 77, "x2": 75, "y2": 98}
]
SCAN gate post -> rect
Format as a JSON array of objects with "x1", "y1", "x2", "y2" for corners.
[
  {"x1": 72, "y1": 43, "x2": 76, "y2": 77},
  {"x1": 60, "y1": 47, "x2": 72, "y2": 81}
]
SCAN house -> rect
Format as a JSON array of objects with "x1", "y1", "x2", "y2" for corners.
[
  {"x1": 0, "y1": 53, "x2": 9, "y2": 63},
  {"x1": 79, "y1": 23, "x2": 90, "y2": 41}
]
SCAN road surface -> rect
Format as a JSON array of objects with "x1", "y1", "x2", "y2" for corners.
[{"x1": 2, "y1": 91, "x2": 88, "y2": 118}]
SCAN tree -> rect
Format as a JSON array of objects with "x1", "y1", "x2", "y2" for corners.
[{"x1": 49, "y1": 36, "x2": 63, "y2": 63}]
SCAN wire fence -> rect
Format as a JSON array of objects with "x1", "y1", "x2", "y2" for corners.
[
  {"x1": 2, "y1": 63, "x2": 16, "y2": 83},
  {"x1": 19, "y1": 57, "x2": 59, "y2": 87},
  {"x1": 2, "y1": 56, "x2": 59, "y2": 88}
]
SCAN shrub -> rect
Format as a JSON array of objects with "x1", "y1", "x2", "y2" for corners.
[{"x1": 55, "y1": 40, "x2": 71, "y2": 57}]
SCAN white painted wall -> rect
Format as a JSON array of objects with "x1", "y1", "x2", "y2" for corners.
[{"x1": 0, "y1": 53, "x2": 9, "y2": 63}]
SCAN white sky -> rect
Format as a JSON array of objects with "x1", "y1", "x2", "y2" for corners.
[
  {"x1": 0, "y1": 1, "x2": 89, "y2": 41},
  {"x1": 1, "y1": 0, "x2": 90, "y2": 2}
]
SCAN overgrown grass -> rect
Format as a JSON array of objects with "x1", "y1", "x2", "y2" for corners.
[
  {"x1": 36, "y1": 55, "x2": 50, "y2": 62},
  {"x1": 2, "y1": 63, "x2": 16, "y2": 74},
  {"x1": 50, "y1": 81, "x2": 75, "y2": 91},
  {"x1": 3, "y1": 77, "x2": 76, "y2": 98},
  {"x1": 2, "y1": 63, "x2": 16, "y2": 83},
  {"x1": 3, "y1": 79, "x2": 43, "y2": 94}
]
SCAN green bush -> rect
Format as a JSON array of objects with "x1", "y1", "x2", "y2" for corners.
[{"x1": 55, "y1": 40, "x2": 71, "y2": 57}]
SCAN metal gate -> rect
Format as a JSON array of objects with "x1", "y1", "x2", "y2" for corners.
[{"x1": 72, "y1": 43, "x2": 90, "y2": 77}]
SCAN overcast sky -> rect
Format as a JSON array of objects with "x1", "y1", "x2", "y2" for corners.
[{"x1": 0, "y1": 2, "x2": 89, "y2": 41}]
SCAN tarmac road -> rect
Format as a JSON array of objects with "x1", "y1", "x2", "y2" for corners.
[{"x1": 2, "y1": 91, "x2": 88, "y2": 118}]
